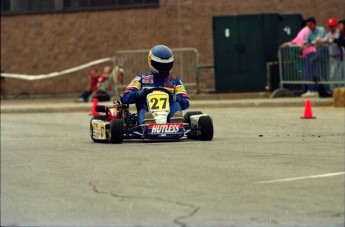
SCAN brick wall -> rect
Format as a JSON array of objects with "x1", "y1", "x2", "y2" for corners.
[{"x1": 1, "y1": 0, "x2": 344, "y2": 96}]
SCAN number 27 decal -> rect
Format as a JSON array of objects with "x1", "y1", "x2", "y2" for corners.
[{"x1": 150, "y1": 97, "x2": 167, "y2": 109}]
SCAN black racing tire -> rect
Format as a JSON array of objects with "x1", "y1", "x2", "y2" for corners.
[
  {"x1": 90, "y1": 115, "x2": 108, "y2": 143},
  {"x1": 109, "y1": 119, "x2": 124, "y2": 144},
  {"x1": 183, "y1": 111, "x2": 203, "y2": 124},
  {"x1": 95, "y1": 105, "x2": 107, "y2": 113},
  {"x1": 198, "y1": 116, "x2": 214, "y2": 141}
]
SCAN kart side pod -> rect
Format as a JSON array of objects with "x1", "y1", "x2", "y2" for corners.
[
  {"x1": 190, "y1": 114, "x2": 209, "y2": 127},
  {"x1": 189, "y1": 114, "x2": 214, "y2": 141}
]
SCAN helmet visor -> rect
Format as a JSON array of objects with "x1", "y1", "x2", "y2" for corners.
[{"x1": 151, "y1": 60, "x2": 173, "y2": 73}]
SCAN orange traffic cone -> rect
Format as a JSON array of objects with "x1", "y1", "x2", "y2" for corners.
[
  {"x1": 301, "y1": 99, "x2": 316, "y2": 119},
  {"x1": 90, "y1": 98, "x2": 99, "y2": 116}
]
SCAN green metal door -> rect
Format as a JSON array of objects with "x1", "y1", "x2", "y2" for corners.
[
  {"x1": 213, "y1": 13, "x2": 303, "y2": 92},
  {"x1": 213, "y1": 14, "x2": 266, "y2": 91},
  {"x1": 237, "y1": 14, "x2": 266, "y2": 90},
  {"x1": 278, "y1": 13, "x2": 304, "y2": 44},
  {"x1": 213, "y1": 16, "x2": 240, "y2": 91},
  {"x1": 262, "y1": 13, "x2": 281, "y2": 62}
]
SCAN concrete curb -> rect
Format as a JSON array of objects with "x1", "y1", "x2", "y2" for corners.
[{"x1": 0, "y1": 98, "x2": 334, "y2": 114}]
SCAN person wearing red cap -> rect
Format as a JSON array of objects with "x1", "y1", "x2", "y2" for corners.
[
  {"x1": 327, "y1": 18, "x2": 340, "y2": 40},
  {"x1": 317, "y1": 18, "x2": 339, "y2": 45}
]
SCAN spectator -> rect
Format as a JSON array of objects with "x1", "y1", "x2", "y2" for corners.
[
  {"x1": 304, "y1": 17, "x2": 327, "y2": 45},
  {"x1": 77, "y1": 68, "x2": 102, "y2": 102},
  {"x1": 301, "y1": 17, "x2": 327, "y2": 97},
  {"x1": 333, "y1": 19, "x2": 345, "y2": 48},
  {"x1": 117, "y1": 66, "x2": 124, "y2": 85},
  {"x1": 282, "y1": 25, "x2": 309, "y2": 48},
  {"x1": 91, "y1": 66, "x2": 113, "y2": 102},
  {"x1": 317, "y1": 18, "x2": 342, "y2": 93},
  {"x1": 281, "y1": 24, "x2": 312, "y2": 92},
  {"x1": 332, "y1": 19, "x2": 345, "y2": 88},
  {"x1": 317, "y1": 18, "x2": 339, "y2": 45},
  {"x1": 97, "y1": 66, "x2": 112, "y2": 90},
  {"x1": 282, "y1": 23, "x2": 318, "y2": 58}
]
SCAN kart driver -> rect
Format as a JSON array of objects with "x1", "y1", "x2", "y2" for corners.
[{"x1": 121, "y1": 45, "x2": 190, "y2": 124}]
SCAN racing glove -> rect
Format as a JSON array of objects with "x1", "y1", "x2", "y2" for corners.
[
  {"x1": 169, "y1": 93, "x2": 181, "y2": 103},
  {"x1": 136, "y1": 88, "x2": 148, "y2": 100}
]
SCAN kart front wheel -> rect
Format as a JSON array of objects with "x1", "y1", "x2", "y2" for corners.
[
  {"x1": 198, "y1": 116, "x2": 213, "y2": 141},
  {"x1": 110, "y1": 119, "x2": 124, "y2": 144}
]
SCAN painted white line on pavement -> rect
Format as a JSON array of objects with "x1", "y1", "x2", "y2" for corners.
[{"x1": 257, "y1": 172, "x2": 345, "y2": 184}]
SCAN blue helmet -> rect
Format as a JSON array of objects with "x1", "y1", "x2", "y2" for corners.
[{"x1": 148, "y1": 45, "x2": 174, "y2": 78}]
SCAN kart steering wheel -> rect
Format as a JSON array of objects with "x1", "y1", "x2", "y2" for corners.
[{"x1": 146, "y1": 87, "x2": 171, "y2": 94}]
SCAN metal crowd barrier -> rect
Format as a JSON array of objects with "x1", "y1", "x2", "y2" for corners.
[
  {"x1": 278, "y1": 44, "x2": 345, "y2": 89},
  {"x1": 112, "y1": 48, "x2": 200, "y2": 97}
]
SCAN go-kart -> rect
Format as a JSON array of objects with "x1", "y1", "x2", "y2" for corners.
[{"x1": 90, "y1": 87, "x2": 213, "y2": 143}]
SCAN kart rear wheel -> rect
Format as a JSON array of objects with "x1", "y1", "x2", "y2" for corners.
[
  {"x1": 198, "y1": 116, "x2": 213, "y2": 141},
  {"x1": 110, "y1": 119, "x2": 124, "y2": 144},
  {"x1": 184, "y1": 111, "x2": 203, "y2": 124},
  {"x1": 90, "y1": 115, "x2": 108, "y2": 143},
  {"x1": 95, "y1": 105, "x2": 107, "y2": 113}
]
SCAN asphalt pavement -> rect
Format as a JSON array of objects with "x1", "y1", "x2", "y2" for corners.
[
  {"x1": 1, "y1": 107, "x2": 344, "y2": 226},
  {"x1": 1, "y1": 93, "x2": 344, "y2": 226}
]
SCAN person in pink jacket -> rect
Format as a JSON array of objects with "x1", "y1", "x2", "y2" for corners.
[
  {"x1": 282, "y1": 26, "x2": 316, "y2": 58},
  {"x1": 282, "y1": 25, "x2": 316, "y2": 94}
]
